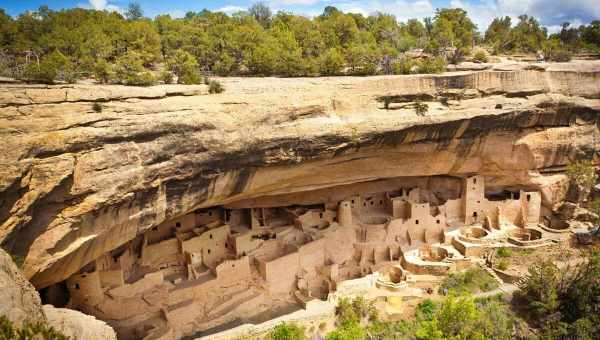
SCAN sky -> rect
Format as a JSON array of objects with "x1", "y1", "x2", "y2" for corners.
[{"x1": 2, "y1": 0, "x2": 599, "y2": 33}]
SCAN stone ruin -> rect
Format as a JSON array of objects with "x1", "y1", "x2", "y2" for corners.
[{"x1": 42, "y1": 175, "x2": 545, "y2": 339}]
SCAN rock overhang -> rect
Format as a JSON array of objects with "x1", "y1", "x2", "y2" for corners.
[{"x1": 1, "y1": 61, "x2": 600, "y2": 288}]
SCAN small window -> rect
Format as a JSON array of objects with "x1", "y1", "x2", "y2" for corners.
[
  {"x1": 351, "y1": 200, "x2": 355, "y2": 204},
  {"x1": 232, "y1": 264, "x2": 235, "y2": 268},
  {"x1": 81, "y1": 274, "x2": 87, "y2": 278},
  {"x1": 379, "y1": 200, "x2": 383, "y2": 205},
  {"x1": 415, "y1": 220, "x2": 419, "y2": 225},
  {"x1": 527, "y1": 194, "x2": 531, "y2": 202},
  {"x1": 75, "y1": 283, "x2": 80, "y2": 290},
  {"x1": 436, "y1": 219, "x2": 440, "y2": 224},
  {"x1": 477, "y1": 200, "x2": 480, "y2": 204},
  {"x1": 207, "y1": 249, "x2": 211, "y2": 254},
  {"x1": 363, "y1": 202, "x2": 366, "y2": 207},
  {"x1": 319, "y1": 212, "x2": 323, "y2": 218},
  {"x1": 370, "y1": 201, "x2": 374, "y2": 205},
  {"x1": 208, "y1": 211, "x2": 212, "y2": 216},
  {"x1": 473, "y1": 212, "x2": 478, "y2": 217},
  {"x1": 473, "y1": 178, "x2": 477, "y2": 184},
  {"x1": 210, "y1": 234, "x2": 213, "y2": 239},
  {"x1": 175, "y1": 222, "x2": 181, "y2": 228}
]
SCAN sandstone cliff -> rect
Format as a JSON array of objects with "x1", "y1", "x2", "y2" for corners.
[
  {"x1": 0, "y1": 248, "x2": 117, "y2": 339},
  {"x1": 1, "y1": 61, "x2": 600, "y2": 289}
]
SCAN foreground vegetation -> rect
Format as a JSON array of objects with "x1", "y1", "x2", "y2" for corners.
[
  {"x1": 1, "y1": 3, "x2": 599, "y2": 85},
  {"x1": 267, "y1": 248, "x2": 600, "y2": 340},
  {"x1": 0, "y1": 316, "x2": 68, "y2": 340}
]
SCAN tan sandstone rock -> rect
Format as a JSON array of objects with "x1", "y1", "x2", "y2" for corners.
[
  {"x1": 0, "y1": 247, "x2": 46, "y2": 326},
  {"x1": 43, "y1": 304, "x2": 117, "y2": 340},
  {"x1": 1, "y1": 62, "x2": 600, "y2": 289}
]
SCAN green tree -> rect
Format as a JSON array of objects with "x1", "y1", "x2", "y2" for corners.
[
  {"x1": 429, "y1": 8, "x2": 476, "y2": 54},
  {"x1": 114, "y1": 51, "x2": 155, "y2": 86},
  {"x1": 485, "y1": 16, "x2": 512, "y2": 54},
  {"x1": 167, "y1": 50, "x2": 201, "y2": 84},
  {"x1": 249, "y1": 2, "x2": 271, "y2": 28},
  {"x1": 268, "y1": 323, "x2": 306, "y2": 340},
  {"x1": 126, "y1": 2, "x2": 144, "y2": 21},
  {"x1": 23, "y1": 49, "x2": 76, "y2": 83},
  {"x1": 319, "y1": 48, "x2": 345, "y2": 76}
]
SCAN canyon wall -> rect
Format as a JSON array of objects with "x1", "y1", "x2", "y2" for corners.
[{"x1": 1, "y1": 61, "x2": 600, "y2": 289}]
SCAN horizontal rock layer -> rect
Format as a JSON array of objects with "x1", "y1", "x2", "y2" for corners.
[{"x1": 1, "y1": 61, "x2": 600, "y2": 288}]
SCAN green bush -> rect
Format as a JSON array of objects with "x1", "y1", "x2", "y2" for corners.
[
  {"x1": 319, "y1": 48, "x2": 345, "y2": 76},
  {"x1": 496, "y1": 247, "x2": 512, "y2": 258},
  {"x1": 160, "y1": 70, "x2": 174, "y2": 84},
  {"x1": 93, "y1": 59, "x2": 113, "y2": 84},
  {"x1": 208, "y1": 80, "x2": 224, "y2": 94},
  {"x1": 496, "y1": 259, "x2": 509, "y2": 271},
  {"x1": 267, "y1": 323, "x2": 306, "y2": 340},
  {"x1": 516, "y1": 249, "x2": 600, "y2": 338},
  {"x1": 167, "y1": 50, "x2": 202, "y2": 84},
  {"x1": 472, "y1": 50, "x2": 489, "y2": 63},
  {"x1": 391, "y1": 58, "x2": 414, "y2": 75},
  {"x1": 115, "y1": 51, "x2": 156, "y2": 86},
  {"x1": 0, "y1": 315, "x2": 69, "y2": 340},
  {"x1": 416, "y1": 57, "x2": 446, "y2": 74},
  {"x1": 23, "y1": 50, "x2": 76, "y2": 84},
  {"x1": 439, "y1": 267, "x2": 499, "y2": 295}
]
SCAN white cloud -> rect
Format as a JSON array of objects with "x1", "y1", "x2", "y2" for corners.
[
  {"x1": 166, "y1": 10, "x2": 186, "y2": 19},
  {"x1": 79, "y1": 0, "x2": 121, "y2": 13},
  {"x1": 216, "y1": 5, "x2": 247, "y2": 14}
]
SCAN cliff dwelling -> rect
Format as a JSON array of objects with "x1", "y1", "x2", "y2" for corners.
[{"x1": 38, "y1": 175, "x2": 543, "y2": 339}]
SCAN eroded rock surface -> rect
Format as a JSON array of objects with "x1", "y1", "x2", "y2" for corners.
[
  {"x1": 1, "y1": 61, "x2": 600, "y2": 291},
  {"x1": 0, "y1": 248, "x2": 46, "y2": 326},
  {"x1": 43, "y1": 304, "x2": 117, "y2": 340}
]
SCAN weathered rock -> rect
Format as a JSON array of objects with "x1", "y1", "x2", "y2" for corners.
[
  {"x1": 43, "y1": 305, "x2": 117, "y2": 340},
  {"x1": 557, "y1": 202, "x2": 598, "y2": 222},
  {"x1": 1, "y1": 62, "x2": 600, "y2": 289},
  {"x1": 0, "y1": 248, "x2": 46, "y2": 326}
]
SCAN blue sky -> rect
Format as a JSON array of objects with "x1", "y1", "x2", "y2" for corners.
[{"x1": 2, "y1": 0, "x2": 599, "y2": 33}]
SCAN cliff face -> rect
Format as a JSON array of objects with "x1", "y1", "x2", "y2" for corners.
[{"x1": 1, "y1": 61, "x2": 600, "y2": 289}]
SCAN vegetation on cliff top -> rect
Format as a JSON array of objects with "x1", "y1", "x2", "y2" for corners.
[{"x1": 1, "y1": 3, "x2": 598, "y2": 85}]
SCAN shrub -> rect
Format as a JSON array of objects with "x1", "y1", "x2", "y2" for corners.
[
  {"x1": 115, "y1": 51, "x2": 156, "y2": 86},
  {"x1": 92, "y1": 102, "x2": 102, "y2": 113},
  {"x1": 93, "y1": 59, "x2": 113, "y2": 84},
  {"x1": 417, "y1": 57, "x2": 446, "y2": 74},
  {"x1": 566, "y1": 160, "x2": 597, "y2": 200},
  {"x1": 160, "y1": 70, "x2": 174, "y2": 84},
  {"x1": 23, "y1": 50, "x2": 76, "y2": 84},
  {"x1": 391, "y1": 58, "x2": 414, "y2": 75},
  {"x1": 496, "y1": 259, "x2": 509, "y2": 271},
  {"x1": 208, "y1": 80, "x2": 224, "y2": 94},
  {"x1": 414, "y1": 101, "x2": 428, "y2": 116},
  {"x1": 319, "y1": 48, "x2": 345, "y2": 76},
  {"x1": 268, "y1": 323, "x2": 306, "y2": 340},
  {"x1": 472, "y1": 50, "x2": 489, "y2": 63},
  {"x1": 0, "y1": 315, "x2": 69, "y2": 340},
  {"x1": 516, "y1": 248, "x2": 600, "y2": 338},
  {"x1": 496, "y1": 247, "x2": 512, "y2": 258},
  {"x1": 439, "y1": 268, "x2": 499, "y2": 295},
  {"x1": 167, "y1": 50, "x2": 202, "y2": 84}
]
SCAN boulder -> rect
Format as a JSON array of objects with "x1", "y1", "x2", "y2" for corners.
[
  {"x1": 0, "y1": 248, "x2": 46, "y2": 326},
  {"x1": 43, "y1": 305, "x2": 117, "y2": 340}
]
